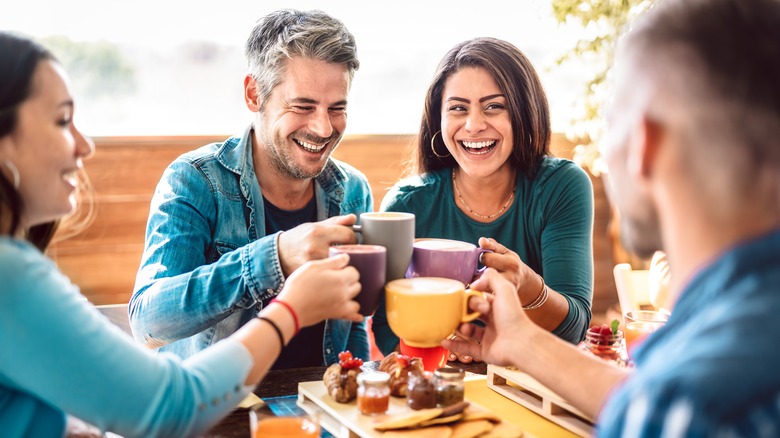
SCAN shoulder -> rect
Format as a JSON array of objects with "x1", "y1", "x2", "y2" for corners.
[
  {"x1": 380, "y1": 170, "x2": 448, "y2": 210},
  {"x1": 0, "y1": 238, "x2": 63, "y2": 299},
  {"x1": 536, "y1": 157, "x2": 591, "y2": 186},
  {"x1": 329, "y1": 157, "x2": 370, "y2": 186}
]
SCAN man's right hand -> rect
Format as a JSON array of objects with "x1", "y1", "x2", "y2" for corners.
[{"x1": 277, "y1": 214, "x2": 359, "y2": 277}]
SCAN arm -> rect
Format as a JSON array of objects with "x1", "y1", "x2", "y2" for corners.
[
  {"x1": 0, "y1": 243, "x2": 362, "y2": 437},
  {"x1": 129, "y1": 160, "x2": 284, "y2": 346},
  {"x1": 480, "y1": 163, "x2": 594, "y2": 343},
  {"x1": 443, "y1": 269, "x2": 628, "y2": 419}
]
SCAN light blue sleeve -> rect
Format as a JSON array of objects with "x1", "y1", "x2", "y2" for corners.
[
  {"x1": 0, "y1": 240, "x2": 254, "y2": 437},
  {"x1": 130, "y1": 160, "x2": 283, "y2": 346}
]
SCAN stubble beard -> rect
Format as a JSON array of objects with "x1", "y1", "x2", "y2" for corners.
[
  {"x1": 259, "y1": 129, "x2": 339, "y2": 180},
  {"x1": 620, "y1": 207, "x2": 663, "y2": 259}
]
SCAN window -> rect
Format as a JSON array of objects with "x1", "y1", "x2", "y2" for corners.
[{"x1": 2, "y1": 0, "x2": 588, "y2": 136}]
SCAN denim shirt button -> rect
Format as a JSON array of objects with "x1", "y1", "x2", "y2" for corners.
[
  {"x1": 198, "y1": 403, "x2": 207, "y2": 412},
  {"x1": 234, "y1": 384, "x2": 241, "y2": 393},
  {"x1": 211, "y1": 397, "x2": 220, "y2": 406},
  {"x1": 326, "y1": 348, "x2": 332, "y2": 354}
]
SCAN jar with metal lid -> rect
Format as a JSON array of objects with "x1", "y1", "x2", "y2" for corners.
[
  {"x1": 406, "y1": 371, "x2": 436, "y2": 410},
  {"x1": 357, "y1": 371, "x2": 390, "y2": 415},
  {"x1": 433, "y1": 367, "x2": 465, "y2": 407}
]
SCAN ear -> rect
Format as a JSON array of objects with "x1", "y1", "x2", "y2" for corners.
[
  {"x1": 244, "y1": 74, "x2": 261, "y2": 112},
  {"x1": 628, "y1": 115, "x2": 664, "y2": 180}
]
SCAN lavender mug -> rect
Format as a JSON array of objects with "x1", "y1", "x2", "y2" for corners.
[{"x1": 406, "y1": 238, "x2": 491, "y2": 285}]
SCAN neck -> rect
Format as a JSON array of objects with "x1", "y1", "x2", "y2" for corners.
[
  {"x1": 452, "y1": 166, "x2": 516, "y2": 222},
  {"x1": 659, "y1": 189, "x2": 780, "y2": 305},
  {"x1": 252, "y1": 136, "x2": 314, "y2": 211}
]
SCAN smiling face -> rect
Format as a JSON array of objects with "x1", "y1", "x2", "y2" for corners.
[
  {"x1": 440, "y1": 67, "x2": 514, "y2": 179},
  {"x1": 0, "y1": 60, "x2": 94, "y2": 229},
  {"x1": 252, "y1": 56, "x2": 350, "y2": 180}
]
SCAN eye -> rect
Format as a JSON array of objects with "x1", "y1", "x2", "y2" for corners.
[
  {"x1": 329, "y1": 106, "x2": 347, "y2": 115},
  {"x1": 446, "y1": 104, "x2": 467, "y2": 113},
  {"x1": 485, "y1": 102, "x2": 506, "y2": 111},
  {"x1": 58, "y1": 116, "x2": 72, "y2": 127}
]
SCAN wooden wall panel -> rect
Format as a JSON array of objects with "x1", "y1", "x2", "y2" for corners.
[{"x1": 48, "y1": 134, "x2": 618, "y2": 316}]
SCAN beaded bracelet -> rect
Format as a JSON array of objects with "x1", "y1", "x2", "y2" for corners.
[
  {"x1": 522, "y1": 275, "x2": 549, "y2": 310},
  {"x1": 256, "y1": 316, "x2": 286, "y2": 348},
  {"x1": 271, "y1": 298, "x2": 300, "y2": 335}
]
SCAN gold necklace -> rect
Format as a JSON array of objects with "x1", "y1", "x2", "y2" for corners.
[{"x1": 452, "y1": 171, "x2": 515, "y2": 220}]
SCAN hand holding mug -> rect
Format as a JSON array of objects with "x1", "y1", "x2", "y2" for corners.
[
  {"x1": 277, "y1": 214, "x2": 359, "y2": 276},
  {"x1": 275, "y1": 254, "x2": 363, "y2": 327},
  {"x1": 477, "y1": 237, "x2": 535, "y2": 290},
  {"x1": 443, "y1": 268, "x2": 531, "y2": 368}
]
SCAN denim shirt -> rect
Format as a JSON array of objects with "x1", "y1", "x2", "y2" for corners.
[{"x1": 129, "y1": 126, "x2": 374, "y2": 364}]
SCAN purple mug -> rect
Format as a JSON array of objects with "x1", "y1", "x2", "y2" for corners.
[
  {"x1": 329, "y1": 244, "x2": 387, "y2": 316},
  {"x1": 406, "y1": 238, "x2": 491, "y2": 285}
]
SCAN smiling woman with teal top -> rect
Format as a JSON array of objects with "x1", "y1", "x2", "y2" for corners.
[{"x1": 371, "y1": 37, "x2": 594, "y2": 361}]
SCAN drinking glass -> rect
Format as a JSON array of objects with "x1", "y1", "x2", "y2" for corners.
[
  {"x1": 623, "y1": 310, "x2": 669, "y2": 356},
  {"x1": 249, "y1": 406, "x2": 320, "y2": 438}
]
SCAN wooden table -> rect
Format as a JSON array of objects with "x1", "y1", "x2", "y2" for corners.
[{"x1": 202, "y1": 361, "x2": 488, "y2": 437}]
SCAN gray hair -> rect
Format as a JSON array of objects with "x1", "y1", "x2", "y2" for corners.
[
  {"x1": 620, "y1": 0, "x2": 780, "y2": 206},
  {"x1": 244, "y1": 9, "x2": 359, "y2": 106}
]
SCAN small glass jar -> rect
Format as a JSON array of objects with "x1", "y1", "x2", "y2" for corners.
[
  {"x1": 407, "y1": 371, "x2": 436, "y2": 410},
  {"x1": 578, "y1": 329, "x2": 629, "y2": 367},
  {"x1": 433, "y1": 367, "x2": 465, "y2": 407},
  {"x1": 357, "y1": 371, "x2": 391, "y2": 415}
]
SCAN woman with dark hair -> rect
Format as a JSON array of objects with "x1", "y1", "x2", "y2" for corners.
[
  {"x1": 0, "y1": 31, "x2": 362, "y2": 438},
  {"x1": 372, "y1": 37, "x2": 594, "y2": 361}
]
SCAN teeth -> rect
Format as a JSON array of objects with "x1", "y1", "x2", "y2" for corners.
[
  {"x1": 296, "y1": 139, "x2": 326, "y2": 153},
  {"x1": 462, "y1": 140, "x2": 496, "y2": 149}
]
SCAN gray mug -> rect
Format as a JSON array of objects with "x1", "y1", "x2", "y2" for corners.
[{"x1": 352, "y1": 212, "x2": 415, "y2": 281}]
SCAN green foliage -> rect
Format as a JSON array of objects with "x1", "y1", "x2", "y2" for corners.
[
  {"x1": 551, "y1": 0, "x2": 654, "y2": 174},
  {"x1": 41, "y1": 35, "x2": 136, "y2": 100}
]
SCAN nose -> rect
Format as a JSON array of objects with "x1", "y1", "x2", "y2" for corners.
[
  {"x1": 465, "y1": 110, "x2": 487, "y2": 133},
  {"x1": 72, "y1": 123, "x2": 95, "y2": 159},
  {"x1": 309, "y1": 109, "x2": 334, "y2": 140}
]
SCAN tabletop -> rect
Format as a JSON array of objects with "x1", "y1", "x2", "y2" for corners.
[{"x1": 202, "y1": 361, "x2": 488, "y2": 437}]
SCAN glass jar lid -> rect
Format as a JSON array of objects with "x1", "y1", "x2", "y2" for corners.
[{"x1": 357, "y1": 371, "x2": 390, "y2": 386}]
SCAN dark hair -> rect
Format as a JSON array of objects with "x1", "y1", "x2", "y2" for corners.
[
  {"x1": 624, "y1": 0, "x2": 780, "y2": 175},
  {"x1": 245, "y1": 9, "x2": 359, "y2": 109},
  {"x1": 0, "y1": 32, "x2": 59, "y2": 250},
  {"x1": 411, "y1": 37, "x2": 550, "y2": 179}
]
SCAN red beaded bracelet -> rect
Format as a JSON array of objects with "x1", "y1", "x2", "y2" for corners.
[{"x1": 271, "y1": 298, "x2": 300, "y2": 335}]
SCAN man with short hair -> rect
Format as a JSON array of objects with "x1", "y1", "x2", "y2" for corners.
[
  {"x1": 130, "y1": 9, "x2": 372, "y2": 368},
  {"x1": 445, "y1": 0, "x2": 780, "y2": 434}
]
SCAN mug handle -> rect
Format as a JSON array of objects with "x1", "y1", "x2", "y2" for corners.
[
  {"x1": 461, "y1": 289, "x2": 487, "y2": 322},
  {"x1": 351, "y1": 224, "x2": 363, "y2": 244},
  {"x1": 474, "y1": 248, "x2": 493, "y2": 276}
]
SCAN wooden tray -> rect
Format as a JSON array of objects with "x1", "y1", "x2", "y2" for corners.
[
  {"x1": 297, "y1": 374, "x2": 496, "y2": 438},
  {"x1": 486, "y1": 365, "x2": 594, "y2": 437}
]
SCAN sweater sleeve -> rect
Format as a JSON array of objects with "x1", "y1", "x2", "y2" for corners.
[
  {"x1": 537, "y1": 162, "x2": 594, "y2": 343},
  {"x1": 0, "y1": 240, "x2": 254, "y2": 437}
]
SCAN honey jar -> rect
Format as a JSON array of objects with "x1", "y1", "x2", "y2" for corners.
[{"x1": 357, "y1": 371, "x2": 390, "y2": 415}]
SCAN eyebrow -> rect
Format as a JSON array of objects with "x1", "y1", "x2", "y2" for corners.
[
  {"x1": 444, "y1": 94, "x2": 506, "y2": 104},
  {"x1": 290, "y1": 97, "x2": 348, "y2": 107}
]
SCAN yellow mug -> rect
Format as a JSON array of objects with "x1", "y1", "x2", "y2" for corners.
[{"x1": 384, "y1": 277, "x2": 483, "y2": 348}]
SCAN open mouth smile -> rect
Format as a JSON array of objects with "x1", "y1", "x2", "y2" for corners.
[
  {"x1": 460, "y1": 140, "x2": 497, "y2": 155},
  {"x1": 294, "y1": 138, "x2": 328, "y2": 153}
]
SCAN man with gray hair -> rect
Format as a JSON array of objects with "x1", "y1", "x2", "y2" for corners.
[
  {"x1": 445, "y1": 0, "x2": 780, "y2": 435},
  {"x1": 130, "y1": 9, "x2": 372, "y2": 368}
]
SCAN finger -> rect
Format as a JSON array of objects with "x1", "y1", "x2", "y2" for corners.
[
  {"x1": 457, "y1": 353, "x2": 473, "y2": 364},
  {"x1": 320, "y1": 253, "x2": 350, "y2": 269},
  {"x1": 322, "y1": 213, "x2": 357, "y2": 226},
  {"x1": 441, "y1": 338, "x2": 480, "y2": 358},
  {"x1": 324, "y1": 224, "x2": 359, "y2": 245}
]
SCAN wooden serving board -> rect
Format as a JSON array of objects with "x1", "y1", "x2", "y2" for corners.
[
  {"x1": 486, "y1": 365, "x2": 594, "y2": 437},
  {"x1": 297, "y1": 374, "x2": 504, "y2": 438}
]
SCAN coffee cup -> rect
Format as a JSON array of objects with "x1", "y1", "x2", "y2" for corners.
[
  {"x1": 407, "y1": 238, "x2": 490, "y2": 285},
  {"x1": 329, "y1": 244, "x2": 386, "y2": 316},
  {"x1": 352, "y1": 212, "x2": 415, "y2": 281},
  {"x1": 384, "y1": 277, "x2": 483, "y2": 348}
]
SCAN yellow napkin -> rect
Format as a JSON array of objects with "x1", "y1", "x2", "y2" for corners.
[{"x1": 238, "y1": 392, "x2": 264, "y2": 409}]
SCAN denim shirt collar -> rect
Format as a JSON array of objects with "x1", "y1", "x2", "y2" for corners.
[{"x1": 215, "y1": 125, "x2": 348, "y2": 226}]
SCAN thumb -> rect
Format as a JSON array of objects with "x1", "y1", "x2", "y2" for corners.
[
  {"x1": 322, "y1": 213, "x2": 357, "y2": 226},
  {"x1": 315, "y1": 252, "x2": 351, "y2": 269},
  {"x1": 479, "y1": 237, "x2": 504, "y2": 252}
]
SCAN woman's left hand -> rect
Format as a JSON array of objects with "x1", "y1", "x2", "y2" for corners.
[{"x1": 477, "y1": 237, "x2": 531, "y2": 289}]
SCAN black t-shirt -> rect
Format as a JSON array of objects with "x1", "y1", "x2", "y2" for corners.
[{"x1": 263, "y1": 195, "x2": 325, "y2": 369}]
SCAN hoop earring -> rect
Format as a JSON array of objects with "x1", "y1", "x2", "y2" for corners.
[
  {"x1": 430, "y1": 131, "x2": 451, "y2": 158},
  {"x1": 1, "y1": 159, "x2": 20, "y2": 189}
]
